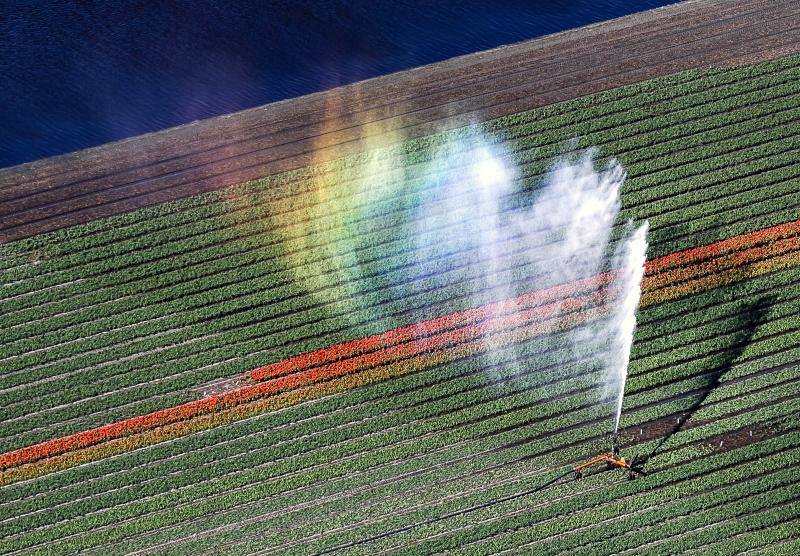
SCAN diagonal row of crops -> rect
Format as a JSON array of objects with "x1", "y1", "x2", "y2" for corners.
[
  {"x1": 3, "y1": 55, "x2": 800, "y2": 456},
  {"x1": 2, "y1": 52, "x2": 800, "y2": 554}
]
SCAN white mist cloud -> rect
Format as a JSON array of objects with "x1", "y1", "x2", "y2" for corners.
[{"x1": 411, "y1": 133, "x2": 648, "y2": 437}]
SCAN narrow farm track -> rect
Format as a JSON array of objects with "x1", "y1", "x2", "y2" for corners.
[{"x1": 2, "y1": 3, "x2": 800, "y2": 553}]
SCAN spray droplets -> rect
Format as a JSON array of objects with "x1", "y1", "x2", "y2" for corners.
[
  {"x1": 606, "y1": 220, "x2": 649, "y2": 434},
  {"x1": 411, "y1": 134, "x2": 648, "y2": 434},
  {"x1": 472, "y1": 149, "x2": 510, "y2": 189}
]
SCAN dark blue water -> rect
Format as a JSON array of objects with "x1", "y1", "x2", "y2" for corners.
[{"x1": 1, "y1": 0, "x2": 680, "y2": 169}]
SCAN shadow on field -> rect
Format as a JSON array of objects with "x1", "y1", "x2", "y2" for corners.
[{"x1": 631, "y1": 293, "x2": 774, "y2": 473}]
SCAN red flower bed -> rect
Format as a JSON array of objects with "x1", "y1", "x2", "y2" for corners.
[
  {"x1": 644, "y1": 236, "x2": 800, "y2": 290},
  {"x1": 248, "y1": 272, "x2": 613, "y2": 381},
  {"x1": 3, "y1": 219, "x2": 799, "y2": 471},
  {"x1": 645, "y1": 218, "x2": 800, "y2": 274}
]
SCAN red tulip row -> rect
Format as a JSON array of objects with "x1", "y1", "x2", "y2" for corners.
[
  {"x1": 1, "y1": 361, "x2": 407, "y2": 485},
  {"x1": 2, "y1": 219, "x2": 799, "y2": 471},
  {"x1": 645, "y1": 218, "x2": 800, "y2": 273},
  {"x1": 644, "y1": 235, "x2": 800, "y2": 290},
  {"x1": 248, "y1": 273, "x2": 614, "y2": 381},
  {"x1": 643, "y1": 248, "x2": 800, "y2": 306}
]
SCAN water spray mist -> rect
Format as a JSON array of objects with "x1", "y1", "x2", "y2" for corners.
[{"x1": 411, "y1": 133, "x2": 648, "y2": 451}]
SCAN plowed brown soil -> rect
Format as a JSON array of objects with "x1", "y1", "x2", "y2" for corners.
[{"x1": 2, "y1": 0, "x2": 799, "y2": 243}]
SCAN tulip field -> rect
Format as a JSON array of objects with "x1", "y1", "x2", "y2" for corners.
[{"x1": 2, "y1": 52, "x2": 800, "y2": 554}]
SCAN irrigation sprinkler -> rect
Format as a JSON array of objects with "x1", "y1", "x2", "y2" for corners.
[{"x1": 573, "y1": 432, "x2": 639, "y2": 480}]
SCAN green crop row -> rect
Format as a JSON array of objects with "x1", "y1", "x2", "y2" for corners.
[
  {"x1": 444, "y1": 453, "x2": 800, "y2": 556},
  {"x1": 498, "y1": 469, "x2": 798, "y2": 556},
  {"x1": 635, "y1": 493, "x2": 800, "y2": 556},
  {"x1": 696, "y1": 517, "x2": 800, "y2": 556}
]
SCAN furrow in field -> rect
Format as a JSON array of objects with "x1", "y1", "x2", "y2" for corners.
[{"x1": 469, "y1": 460, "x2": 800, "y2": 556}]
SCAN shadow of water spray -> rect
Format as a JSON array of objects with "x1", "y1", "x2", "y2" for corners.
[{"x1": 630, "y1": 294, "x2": 775, "y2": 473}]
